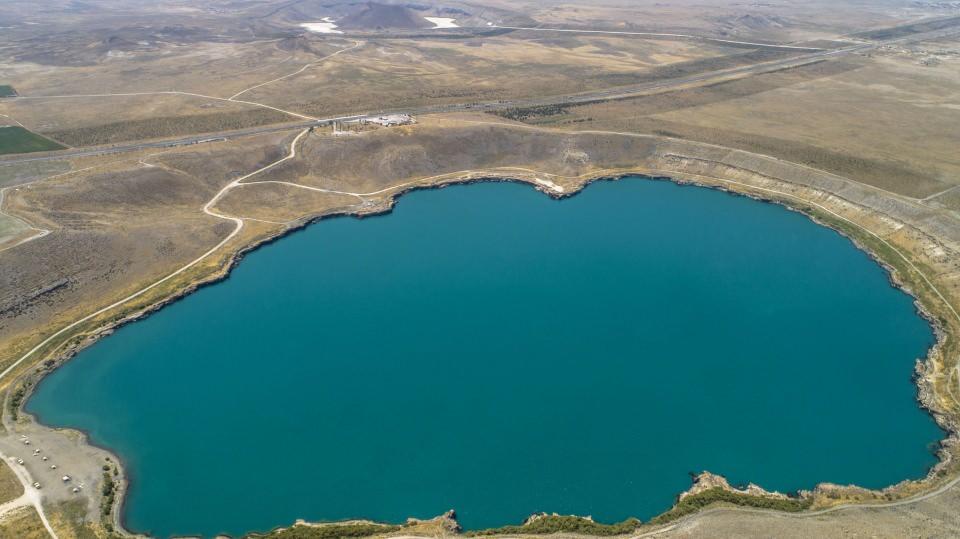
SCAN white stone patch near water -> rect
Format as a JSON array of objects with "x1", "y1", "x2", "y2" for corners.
[
  {"x1": 424, "y1": 17, "x2": 459, "y2": 28},
  {"x1": 535, "y1": 178, "x2": 565, "y2": 193},
  {"x1": 300, "y1": 18, "x2": 343, "y2": 34}
]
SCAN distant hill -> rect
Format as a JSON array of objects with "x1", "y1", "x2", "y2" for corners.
[
  {"x1": 337, "y1": 2, "x2": 433, "y2": 30},
  {"x1": 276, "y1": 36, "x2": 319, "y2": 53},
  {"x1": 263, "y1": 0, "x2": 536, "y2": 31}
]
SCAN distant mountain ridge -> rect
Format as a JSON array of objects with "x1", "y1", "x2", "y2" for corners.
[{"x1": 337, "y1": 2, "x2": 433, "y2": 30}]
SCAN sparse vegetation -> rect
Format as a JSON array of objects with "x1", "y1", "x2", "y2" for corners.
[
  {"x1": 44, "y1": 109, "x2": 292, "y2": 147},
  {"x1": 0, "y1": 126, "x2": 65, "y2": 155},
  {"x1": 854, "y1": 15, "x2": 960, "y2": 40},
  {"x1": 468, "y1": 516, "x2": 642, "y2": 536},
  {"x1": 52, "y1": 499, "x2": 100, "y2": 539},
  {"x1": 0, "y1": 506, "x2": 48, "y2": 537},
  {"x1": 497, "y1": 54, "x2": 957, "y2": 199},
  {"x1": 246, "y1": 523, "x2": 401, "y2": 539},
  {"x1": 0, "y1": 160, "x2": 70, "y2": 189},
  {"x1": 8, "y1": 381, "x2": 31, "y2": 420},
  {"x1": 2, "y1": 4, "x2": 960, "y2": 539},
  {"x1": 100, "y1": 470, "x2": 116, "y2": 525},
  {"x1": 648, "y1": 488, "x2": 812, "y2": 525},
  {"x1": 495, "y1": 104, "x2": 570, "y2": 121},
  {"x1": 0, "y1": 459, "x2": 24, "y2": 504}
]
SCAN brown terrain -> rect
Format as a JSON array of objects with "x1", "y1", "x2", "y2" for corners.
[{"x1": 1, "y1": 0, "x2": 960, "y2": 537}]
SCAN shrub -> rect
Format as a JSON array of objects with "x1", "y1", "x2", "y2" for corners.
[
  {"x1": 248, "y1": 523, "x2": 401, "y2": 539},
  {"x1": 468, "y1": 515, "x2": 642, "y2": 536},
  {"x1": 648, "y1": 488, "x2": 811, "y2": 525}
]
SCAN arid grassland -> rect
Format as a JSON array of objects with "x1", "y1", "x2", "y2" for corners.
[
  {"x1": 493, "y1": 35, "x2": 960, "y2": 200},
  {"x1": 0, "y1": 459, "x2": 23, "y2": 504},
  {"x1": 3, "y1": 115, "x2": 960, "y2": 538},
  {"x1": 1, "y1": 0, "x2": 960, "y2": 537}
]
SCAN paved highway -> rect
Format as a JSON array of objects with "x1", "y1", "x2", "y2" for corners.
[
  {"x1": 0, "y1": 117, "x2": 358, "y2": 165},
  {"x1": 1, "y1": 24, "x2": 957, "y2": 167},
  {"x1": 490, "y1": 24, "x2": 827, "y2": 51}
]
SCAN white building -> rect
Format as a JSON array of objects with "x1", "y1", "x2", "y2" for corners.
[{"x1": 362, "y1": 114, "x2": 415, "y2": 127}]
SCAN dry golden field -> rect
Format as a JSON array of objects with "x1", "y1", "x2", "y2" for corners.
[
  {"x1": 501, "y1": 35, "x2": 960, "y2": 200},
  {"x1": 1, "y1": 0, "x2": 960, "y2": 537}
]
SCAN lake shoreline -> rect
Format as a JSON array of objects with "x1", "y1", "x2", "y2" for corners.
[{"x1": 8, "y1": 165, "x2": 958, "y2": 538}]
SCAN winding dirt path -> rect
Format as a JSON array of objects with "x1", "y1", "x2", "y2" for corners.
[
  {"x1": 632, "y1": 473, "x2": 960, "y2": 537},
  {"x1": 0, "y1": 38, "x2": 362, "y2": 252},
  {"x1": 0, "y1": 187, "x2": 50, "y2": 253},
  {"x1": 218, "y1": 149, "x2": 960, "y2": 533},
  {"x1": 1, "y1": 18, "x2": 958, "y2": 536},
  {"x1": 0, "y1": 128, "x2": 309, "y2": 384},
  {"x1": 2, "y1": 119, "x2": 959, "y2": 537},
  {"x1": 12, "y1": 90, "x2": 317, "y2": 121},
  {"x1": 0, "y1": 491, "x2": 30, "y2": 520},
  {"x1": 0, "y1": 132, "x2": 308, "y2": 535},
  {"x1": 10, "y1": 40, "x2": 363, "y2": 123},
  {"x1": 228, "y1": 41, "x2": 363, "y2": 100}
]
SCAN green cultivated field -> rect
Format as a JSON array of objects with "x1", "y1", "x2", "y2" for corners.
[
  {"x1": 0, "y1": 126, "x2": 66, "y2": 154},
  {"x1": 0, "y1": 85, "x2": 16, "y2": 97}
]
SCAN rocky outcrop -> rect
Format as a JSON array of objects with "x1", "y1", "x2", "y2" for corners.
[
  {"x1": 522, "y1": 513, "x2": 595, "y2": 526},
  {"x1": 680, "y1": 471, "x2": 792, "y2": 501},
  {"x1": 406, "y1": 509, "x2": 462, "y2": 534}
]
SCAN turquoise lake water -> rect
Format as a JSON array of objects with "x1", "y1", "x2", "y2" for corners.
[{"x1": 27, "y1": 178, "x2": 943, "y2": 538}]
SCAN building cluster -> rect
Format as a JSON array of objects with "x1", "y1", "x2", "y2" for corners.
[{"x1": 360, "y1": 114, "x2": 416, "y2": 127}]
